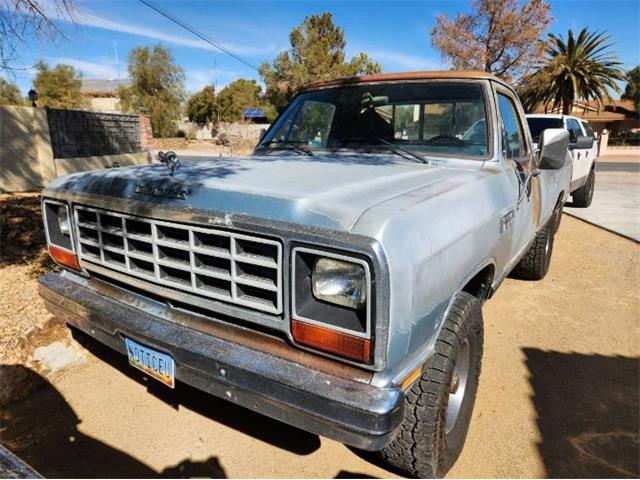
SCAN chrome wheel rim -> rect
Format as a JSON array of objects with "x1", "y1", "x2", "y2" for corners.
[{"x1": 445, "y1": 340, "x2": 470, "y2": 434}]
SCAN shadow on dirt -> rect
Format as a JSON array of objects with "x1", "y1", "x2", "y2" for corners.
[
  {"x1": 73, "y1": 327, "x2": 320, "y2": 454},
  {"x1": 0, "y1": 192, "x2": 55, "y2": 277},
  {"x1": 523, "y1": 348, "x2": 640, "y2": 478},
  {"x1": 334, "y1": 471, "x2": 378, "y2": 478},
  {"x1": 0, "y1": 364, "x2": 227, "y2": 478}
]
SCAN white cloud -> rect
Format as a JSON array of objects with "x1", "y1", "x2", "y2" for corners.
[
  {"x1": 185, "y1": 69, "x2": 218, "y2": 92},
  {"x1": 185, "y1": 68, "x2": 256, "y2": 93},
  {"x1": 48, "y1": 56, "x2": 120, "y2": 79},
  {"x1": 53, "y1": 7, "x2": 278, "y2": 59}
]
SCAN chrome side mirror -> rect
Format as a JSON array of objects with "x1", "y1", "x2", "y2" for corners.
[{"x1": 537, "y1": 128, "x2": 569, "y2": 170}]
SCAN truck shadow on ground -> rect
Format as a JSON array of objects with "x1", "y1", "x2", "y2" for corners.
[
  {"x1": 0, "y1": 364, "x2": 227, "y2": 478},
  {"x1": 70, "y1": 327, "x2": 321, "y2": 454},
  {"x1": 523, "y1": 348, "x2": 639, "y2": 478}
]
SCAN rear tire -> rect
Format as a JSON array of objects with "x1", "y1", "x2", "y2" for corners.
[
  {"x1": 572, "y1": 168, "x2": 595, "y2": 208},
  {"x1": 510, "y1": 217, "x2": 556, "y2": 280},
  {"x1": 376, "y1": 292, "x2": 483, "y2": 478}
]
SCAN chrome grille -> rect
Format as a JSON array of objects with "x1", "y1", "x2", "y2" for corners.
[{"x1": 73, "y1": 206, "x2": 282, "y2": 315}]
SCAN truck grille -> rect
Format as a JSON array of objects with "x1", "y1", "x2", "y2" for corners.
[{"x1": 73, "y1": 206, "x2": 282, "y2": 315}]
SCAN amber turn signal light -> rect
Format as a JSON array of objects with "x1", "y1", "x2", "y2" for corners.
[
  {"x1": 291, "y1": 319, "x2": 371, "y2": 363},
  {"x1": 48, "y1": 245, "x2": 80, "y2": 271}
]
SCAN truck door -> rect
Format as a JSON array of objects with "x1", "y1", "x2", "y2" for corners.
[
  {"x1": 495, "y1": 90, "x2": 541, "y2": 260},
  {"x1": 566, "y1": 117, "x2": 591, "y2": 184}
]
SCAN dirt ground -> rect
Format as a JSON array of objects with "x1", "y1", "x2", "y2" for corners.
[{"x1": 0, "y1": 193, "x2": 638, "y2": 478}]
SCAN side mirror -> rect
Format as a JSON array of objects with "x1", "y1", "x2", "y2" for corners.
[
  {"x1": 568, "y1": 135, "x2": 594, "y2": 150},
  {"x1": 537, "y1": 128, "x2": 569, "y2": 170}
]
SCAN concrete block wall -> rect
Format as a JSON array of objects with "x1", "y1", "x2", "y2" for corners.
[{"x1": 0, "y1": 107, "x2": 152, "y2": 192}]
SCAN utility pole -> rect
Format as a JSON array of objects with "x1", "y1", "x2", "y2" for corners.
[{"x1": 113, "y1": 41, "x2": 120, "y2": 79}]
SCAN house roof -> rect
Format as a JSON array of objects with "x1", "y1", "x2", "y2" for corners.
[
  {"x1": 303, "y1": 70, "x2": 513, "y2": 91},
  {"x1": 534, "y1": 98, "x2": 638, "y2": 121},
  {"x1": 81, "y1": 79, "x2": 131, "y2": 96},
  {"x1": 580, "y1": 99, "x2": 636, "y2": 113},
  {"x1": 578, "y1": 110, "x2": 628, "y2": 122}
]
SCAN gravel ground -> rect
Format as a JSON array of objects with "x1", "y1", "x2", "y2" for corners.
[
  {"x1": 0, "y1": 201, "x2": 638, "y2": 478},
  {"x1": 0, "y1": 192, "x2": 74, "y2": 404}
]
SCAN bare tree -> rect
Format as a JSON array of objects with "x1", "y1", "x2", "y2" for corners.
[
  {"x1": 0, "y1": 0, "x2": 75, "y2": 72},
  {"x1": 431, "y1": 0, "x2": 552, "y2": 81}
]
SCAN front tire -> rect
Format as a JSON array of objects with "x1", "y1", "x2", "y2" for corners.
[
  {"x1": 572, "y1": 168, "x2": 595, "y2": 208},
  {"x1": 376, "y1": 292, "x2": 483, "y2": 478}
]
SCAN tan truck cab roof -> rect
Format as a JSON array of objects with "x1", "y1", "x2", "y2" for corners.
[{"x1": 303, "y1": 70, "x2": 514, "y2": 91}]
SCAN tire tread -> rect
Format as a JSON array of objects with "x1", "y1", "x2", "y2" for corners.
[{"x1": 376, "y1": 292, "x2": 483, "y2": 478}]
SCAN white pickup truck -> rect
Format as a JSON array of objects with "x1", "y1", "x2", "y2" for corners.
[{"x1": 526, "y1": 114, "x2": 598, "y2": 207}]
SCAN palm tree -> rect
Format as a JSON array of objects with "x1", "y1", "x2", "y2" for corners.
[{"x1": 526, "y1": 28, "x2": 626, "y2": 114}]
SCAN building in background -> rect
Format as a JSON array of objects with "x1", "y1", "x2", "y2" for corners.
[
  {"x1": 536, "y1": 99, "x2": 639, "y2": 135},
  {"x1": 81, "y1": 79, "x2": 131, "y2": 113}
]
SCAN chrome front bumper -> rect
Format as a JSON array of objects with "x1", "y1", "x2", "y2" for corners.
[{"x1": 38, "y1": 271, "x2": 404, "y2": 450}]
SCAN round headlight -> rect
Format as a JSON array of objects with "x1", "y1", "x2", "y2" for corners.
[
  {"x1": 312, "y1": 258, "x2": 366, "y2": 309},
  {"x1": 58, "y1": 206, "x2": 71, "y2": 236}
]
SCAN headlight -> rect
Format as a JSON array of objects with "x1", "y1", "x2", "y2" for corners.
[
  {"x1": 312, "y1": 258, "x2": 366, "y2": 309},
  {"x1": 43, "y1": 199, "x2": 79, "y2": 271},
  {"x1": 57, "y1": 205, "x2": 71, "y2": 236}
]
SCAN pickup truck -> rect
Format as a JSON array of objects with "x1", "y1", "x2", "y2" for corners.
[
  {"x1": 38, "y1": 71, "x2": 571, "y2": 478},
  {"x1": 526, "y1": 114, "x2": 597, "y2": 207}
]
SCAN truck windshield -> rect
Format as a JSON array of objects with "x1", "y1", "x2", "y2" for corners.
[
  {"x1": 526, "y1": 117, "x2": 564, "y2": 143},
  {"x1": 257, "y1": 82, "x2": 489, "y2": 159}
]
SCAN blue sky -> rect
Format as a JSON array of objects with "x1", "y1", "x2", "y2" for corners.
[{"x1": 6, "y1": 0, "x2": 640, "y2": 95}]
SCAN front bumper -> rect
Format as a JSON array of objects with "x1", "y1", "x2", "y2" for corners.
[{"x1": 38, "y1": 271, "x2": 404, "y2": 450}]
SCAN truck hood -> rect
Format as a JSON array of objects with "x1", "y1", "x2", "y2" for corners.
[{"x1": 48, "y1": 152, "x2": 485, "y2": 232}]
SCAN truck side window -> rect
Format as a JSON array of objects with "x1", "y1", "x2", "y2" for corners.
[
  {"x1": 289, "y1": 100, "x2": 336, "y2": 147},
  {"x1": 581, "y1": 121, "x2": 595, "y2": 139},
  {"x1": 566, "y1": 118, "x2": 582, "y2": 142},
  {"x1": 497, "y1": 94, "x2": 525, "y2": 159}
]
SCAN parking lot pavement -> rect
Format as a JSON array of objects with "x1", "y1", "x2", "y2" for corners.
[
  {"x1": 564, "y1": 155, "x2": 640, "y2": 242},
  {"x1": 1, "y1": 215, "x2": 638, "y2": 478}
]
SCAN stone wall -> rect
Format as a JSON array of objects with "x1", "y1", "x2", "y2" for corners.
[{"x1": 174, "y1": 120, "x2": 270, "y2": 143}]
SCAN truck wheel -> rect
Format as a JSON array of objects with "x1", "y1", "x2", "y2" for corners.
[
  {"x1": 572, "y1": 168, "x2": 595, "y2": 208},
  {"x1": 376, "y1": 292, "x2": 483, "y2": 478},
  {"x1": 510, "y1": 220, "x2": 555, "y2": 280}
]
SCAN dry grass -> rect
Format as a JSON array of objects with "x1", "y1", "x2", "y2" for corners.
[{"x1": 0, "y1": 191, "x2": 56, "y2": 277}]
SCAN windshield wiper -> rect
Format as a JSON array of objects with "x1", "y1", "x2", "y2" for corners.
[
  {"x1": 258, "y1": 140, "x2": 313, "y2": 156},
  {"x1": 372, "y1": 137, "x2": 430, "y2": 165}
]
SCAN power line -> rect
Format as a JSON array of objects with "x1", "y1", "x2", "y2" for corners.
[{"x1": 137, "y1": 0, "x2": 259, "y2": 72}]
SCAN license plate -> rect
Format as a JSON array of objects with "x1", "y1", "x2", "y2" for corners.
[{"x1": 125, "y1": 338, "x2": 175, "y2": 388}]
